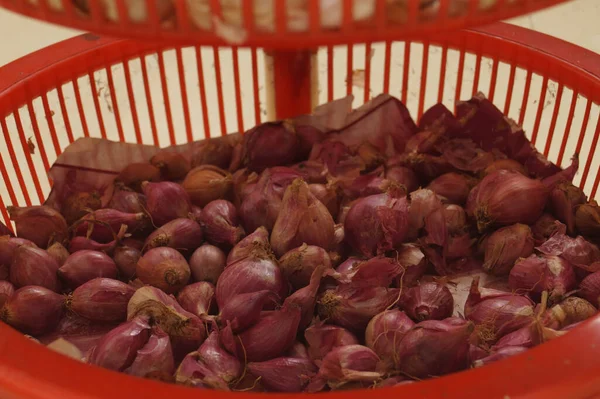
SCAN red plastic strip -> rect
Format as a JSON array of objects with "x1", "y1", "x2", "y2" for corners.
[
  {"x1": 574, "y1": 99, "x2": 592, "y2": 157},
  {"x1": 272, "y1": 51, "x2": 312, "y2": 119},
  {"x1": 195, "y1": 47, "x2": 211, "y2": 139},
  {"x1": 88, "y1": 71, "x2": 108, "y2": 139},
  {"x1": 580, "y1": 113, "x2": 600, "y2": 189},
  {"x1": 232, "y1": 47, "x2": 245, "y2": 133},
  {"x1": 518, "y1": 69, "x2": 533, "y2": 126},
  {"x1": 531, "y1": 75, "x2": 549, "y2": 145},
  {"x1": 455, "y1": 43, "x2": 466, "y2": 109},
  {"x1": 418, "y1": 41, "x2": 430, "y2": 118},
  {"x1": 472, "y1": 53, "x2": 482, "y2": 96},
  {"x1": 402, "y1": 41, "x2": 411, "y2": 104},
  {"x1": 556, "y1": 90, "x2": 578, "y2": 166},
  {"x1": 26, "y1": 102, "x2": 51, "y2": 171},
  {"x1": 40, "y1": 94, "x2": 62, "y2": 158},
  {"x1": 12, "y1": 111, "x2": 44, "y2": 203},
  {"x1": 544, "y1": 83, "x2": 564, "y2": 157},
  {"x1": 72, "y1": 78, "x2": 90, "y2": 138},
  {"x1": 275, "y1": 0, "x2": 287, "y2": 35},
  {"x1": 437, "y1": 45, "x2": 448, "y2": 103},
  {"x1": 488, "y1": 57, "x2": 499, "y2": 102},
  {"x1": 0, "y1": 118, "x2": 30, "y2": 206},
  {"x1": 0, "y1": 194, "x2": 10, "y2": 229},
  {"x1": 383, "y1": 41, "x2": 392, "y2": 94},
  {"x1": 212, "y1": 46, "x2": 228, "y2": 136},
  {"x1": 175, "y1": 48, "x2": 193, "y2": 143},
  {"x1": 346, "y1": 44, "x2": 353, "y2": 96},
  {"x1": 327, "y1": 46, "x2": 334, "y2": 102},
  {"x1": 250, "y1": 48, "x2": 261, "y2": 126},
  {"x1": 0, "y1": 153, "x2": 18, "y2": 207},
  {"x1": 504, "y1": 63, "x2": 516, "y2": 114},
  {"x1": 123, "y1": 61, "x2": 143, "y2": 144},
  {"x1": 105, "y1": 66, "x2": 125, "y2": 142},
  {"x1": 157, "y1": 51, "x2": 176, "y2": 145},
  {"x1": 364, "y1": 42, "x2": 372, "y2": 104}
]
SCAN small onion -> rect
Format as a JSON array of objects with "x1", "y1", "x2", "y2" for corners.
[
  {"x1": 69, "y1": 278, "x2": 136, "y2": 322},
  {"x1": 191, "y1": 138, "x2": 235, "y2": 170},
  {"x1": 109, "y1": 187, "x2": 146, "y2": 214},
  {"x1": 189, "y1": 244, "x2": 226, "y2": 284},
  {"x1": 176, "y1": 281, "x2": 215, "y2": 319},
  {"x1": 58, "y1": 250, "x2": 118, "y2": 289},
  {"x1": 227, "y1": 226, "x2": 270, "y2": 265},
  {"x1": 304, "y1": 320, "x2": 359, "y2": 363},
  {"x1": 200, "y1": 200, "x2": 245, "y2": 247},
  {"x1": 143, "y1": 218, "x2": 203, "y2": 254},
  {"x1": 509, "y1": 254, "x2": 576, "y2": 302},
  {"x1": 142, "y1": 181, "x2": 192, "y2": 226},
  {"x1": 47, "y1": 242, "x2": 70, "y2": 266},
  {"x1": 544, "y1": 296, "x2": 597, "y2": 330},
  {"x1": 0, "y1": 236, "x2": 36, "y2": 280},
  {"x1": 444, "y1": 204, "x2": 468, "y2": 234},
  {"x1": 279, "y1": 244, "x2": 331, "y2": 290},
  {"x1": 427, "y1": 172, "x2": 476, "y2": 205},
  {"x1": 242, "y1": 121, "x2": 299, "y2": 171},
  {"x1": 219, "y1": 290, "x2": 280, "y2": 332},
  {"x1": 248, "y1": 357, "x2": 317, "y2": 392},
  {"x1": 386, "y1": 166, "x2": 419, "y2": 193},
  {"x1": 8, "y1": 205, "x2": 68, "y2": 248},
  {"x1": 10, "y1": 245, "x2": 60, "y2": 292},
  {"x1": 400, "y1": 281, "x2": 454, "y2": 321},
  {"x1": 579, "y1": 270, "x2": 600, "y2": 307},
  {"x1": 61, "y1": 191, "x2": 102, "y2": 225},
  {"x1": 365, "y1": 309, "x2": 415, "y2": 368},
  {"x1": 113, "y1": 245, "x2": 141, "y2": 281},
  {"x1": 136, "y1": 247, "x2": 191, "y2": 294},
  {"x1": 0, "y1": 286, "x2": 64, "y2": 335},
  {"x1": 150, "y1": 151, "x2": 191, "y2": 181},
  {"x1": 182, "y1": 165, "x2": 232, "y2": 207},
  {"x1": 482, "y1": 224, "x2": 534, "y2": 276},
  {"x1": 575, "y1": 202, "x2": 600, "y2": 241},
  {"x1": 117, "y1": 162, "x2": 161, "y2": 192},
  {"x1": 125, "y1": 327, "x2": 175, "y2": 379}
]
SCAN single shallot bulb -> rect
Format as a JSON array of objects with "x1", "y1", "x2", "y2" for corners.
[
  {"x1": 401, "y1": 281, "x2": 454, "y2": 321},
  {"x1": 317, "y1": 285, "x2": 400, "y2": 332},
  {"x1": 544, "y1": 296, "x2": 597, "y2": 330},
  {"x1": 365, "y1": 309, "x2": 415, "y2": 368},
  {"x1": 285, "y1": 266, "x2": 324, "y2": 329},
  {"x1": 200, "y1": 200, "x2": 245, "y2": 247},
  {"x1": 307, "y1": 345, "x2": 383, "y2": 392},
  {"x1": 47, "y1": 242, "x2": 69, "y2": 266},
  {"x1": 304, "y1": 319, "x2": 359, "y2": 363},
  {"x1": 117, "y1": 162, "x2": 160, "y2": 192},
  {"x1": 465, "y1": 277, "x2": 535, "y2": 342},
  {"x1": 466, "y1": 170, "x2": 548, "y2": 232},
  {"x1": 68, "y1": 278, "x2": 136, "y2": 322},
  {"x1": 531, "y1": 213, "x2": 564, "y2": 245},
  {"x1": 8, "y1": 205, "x2": 68, "y2": 248},
  {"x1": 386, "y1": 166, "x2": 419, "y2": 193},
  {"x1": 279, "y1": 244, "x2": 332, "y2": 290},
  {"x1": 197, "y1": 330, "x2": 243, "y2": 385},
  {"x1": 509, "y1": 254, "x2": 576, "y2": 302},
  {"x1": 248, "y1": 357, "x2": 317, "y2": 392},
  {"x1": 109, "y1": 187, "x2": 146, "y2": 214},
  {"x1": 221, "y1": 301, "x2": 301, "y2": 362},
  {"x1": 189, "y1": 244, "x2": 226, "y2": 284},
  {"x1": 219, "y1": 290, "x2": 280, "y2": 332},
  {"x1": 10, "y1": 245, "x2": 60, "y2": 292},
  {"x1": 88, "y1": 317, "x2": 152, "y2": 371},
  {"x1": 150, "y1": 151, "x2": 191, "y2": 181},
  {"x1": 0, "y1": 236, "x2": 36, "y2": 280},
  {"x1": 113, "y1": 245, "x2": 141, "y2": 281},
  {"x1": 444, "y1": 204, "x2": 467, "y2": 234},
  {"x1": 125, "y1": 327, "x2": 175, "y2": 379},
  {"x1": 396, "y1": 318, "x2": 473, "y2": 378},
  {"x1": 0, "y1": 286, "x2": 64, "y2": 335},
  {"x1": 136, "y1": 247, "x2": 191, "y2": 294},
  {"x1": 579, "y1": 270, "x2": 600, "y2": 307},
  {"x1": 575, "y1": 202, "x2": 600, "y2": 240},
  {"x1": 142, "y1": 181, "x2": 192, "y2": 226},
  {"x1": 427, "y1": 172, "x2": 476, "y2": 205},
  {"x1": 482, "y1": 224, "x2": 534, "y2": 276},
  {"x1": 344, "y1": 186, "x2": 409, "y2": 257},
  {"x1": 176, "y1": 282, "x2": 215, "y2": 319},
  {"x1": 242, "y1": 121, "x2": 299, "y2": 171},
  {"x1": 271, "y1": 178, "x2": 335, "y2": 257},
  {"x1": 61, "y1": 191, "x2": 102, "y2": 225},
  {"x1": 215, "y1": 249, "x2": 286, "y2": 308},
  {"x1": 550, "y1": 182, "x2": 587, "y2": 235},
  {"x1": 182, "y1": 165, "x2": 232, "y2": 207},
  {"x1": 58, "y1": 250, "x2": 118, "y2": 289},
  {"x1": 127, "y1": 286, "x2": 206, "y2": 357},
  {"x1": 191, "y1": 137, "x2": 235, "y2": 170},
  {"x1": 226, "y1": 226, "x2": 270, "y2": 265},
  {"x1": 0, "y1": 281, "x2": 15, "y2": 308},
  {"x1": 143, "y1": 218, "x2": 203, "y2": 254}
]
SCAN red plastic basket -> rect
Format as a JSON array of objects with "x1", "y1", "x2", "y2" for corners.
[
  {"x1": 0, "y1": 21, "x2": 600, "y2": 399},
  {"x1": 0, "y1": 0, "x2": 572, "y2": 47}
]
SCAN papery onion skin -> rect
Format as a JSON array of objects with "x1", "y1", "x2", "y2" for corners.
[
  {"x1": 124, "y1": 327, "x2": 175, "y2": 379},
  {"x1": 136, "y1": 247, "x2": 191, "y2": 294},
  {"x1": 482, "y1": 224, "x2": 534, "y2": 276},
  {"x1": 200, "y1": 200, "x2": 245, "y2": 248},
  {"x1": 189, "y1": 244, "x2": 226, "y2": 284},
  {"x1": 143, "y1": 218, "x2": 203, "y2": 254},
  {"x1": 0, "y1": 237, "x2": 36, "y2": 280},
  {"x1": 150, "y1": 151, "x2": 191, "y2": 181},
  {"x1": 467, "y1": 170, "x2": 548, "y2": 232},
  {"x1": 61, "y1": 191, "x2": 102, "y2": 225},
  {"x1": 69, "y1": 278, "x2": 136, "y2": 322},
  {"x1": 248, "y1": 357, "x2": 317, "y2": 392},
  {"x1": 544, "y1": 296, "x2": 597, "y2": 330},
  {"x1": 117, "y1": 162, "x2": 161, "y2": 192},
  {"x1": 182, "y1": 165, "x2": 233, "y2": 207},
  {"x1": 109, "y1": 187, "x2": 146, "y2": 214},
  {"x1": 47, "y1": 242, "x2": 70, "y2": 267},
  {"x1": 0, "y1": 280, "x2": 15, "y2": 308},
  {"x1": 304, "y1": 319, "x2": 359, "y2": 363},
  {"x1": 550, "y1": 182, "x2": 587, "y2": 235},
  {"x1": 10, "y1": 245, "x2": 60, "y2": 292},
  {"x1": 243, "y1": 121, "x2": 300, "y2": 172},
  {"x1": 279, "y1": 244, "x2": 331, "y2": 290},
  {"x1": 509, "y1": 254, "x2": 576, "y2": 302},
  {"x1": 219, "y1": 290, "x2": 280, "y2": 332},
  {"x1": 8, "y1": 205, "x2": 68, "y2": 248},
  {"x1": 344, "y1": 188, "x2": 409, "y2": 257},
  {"x1": 176, "y1": 281, "x2": 215, "y2": 319},
  {"x1": 483, "y1": 159, "x2": 527, "y2": 176},
  {"x1": 58, "y1": 250, "x2": 118, "y2": 289},
  {"x1": 0, "y1": 286, "x2": 64, "y2": 335},
  {"x1": 397, "y1": 318, "x2": 473, "y2": 378},
  {"x1": 400, "y1": 281, "x2": 454, "y2": 321},
  {"x1": 113, "y1": 245, "x2": 141, "y2": 281},
  {"x1": 365, "y1": 309, "x2": 414, "y2": 368},
  {"x1": 76, "y1": 209, "x2": 148, "y2": 243},
  {"x1": 142, "y1": 181, "x2": 192, "y2": 227},
  {"x1": 226, "y1": 226, "x2": 270, "y2": 265}
]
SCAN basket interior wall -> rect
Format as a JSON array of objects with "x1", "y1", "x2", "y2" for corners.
[{"x1": 0, "y1": 27, "x2": 599, "y2": 229}]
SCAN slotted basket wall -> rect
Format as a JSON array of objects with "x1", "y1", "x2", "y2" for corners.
[{"x1": 0, "y1": 21, "x2": 600, "y2": 399}]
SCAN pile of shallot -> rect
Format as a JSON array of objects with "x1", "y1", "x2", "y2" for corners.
[{"x1": 1, "y1": 92, "x2": 599, "y2": 392}]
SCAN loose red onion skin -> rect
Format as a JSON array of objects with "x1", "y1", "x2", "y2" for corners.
[
  {"x1": 271, "y1": 178, "x2": 335, "y2": 257},
  {"x1": 310, "y1": 183, "x2": 340, "y2": 217},
  {"x1": 182, "y1": 165, "x2": 233, "y2": 207},
  {"x1": 397, "y1": 318, "x2": 473, "y2": 378},
  {"x1": 215, "y1": 253, "x2": 286, "y2": 309},
  {"x1": 89, "y1": 317, "x2": 151, "y2": 371},
  {"x1": 47, "y1": 242, "x2": 70, "y2": 266},
  {"x1": 330, "y1": 256, "x2": 403, "y2": 288},
  {"x1": 444, "y1": 204, "x2": 467, "y2": 234},
  {"x1": 427, "y1": 172, "x2": 475, "y2": 205},
  {"x1": 482, "y1": 224, "x2": 534, "y2": 276},
  {"x1": 109, "y1": 187, "x2": 146, "y2": 214},
  {"x1": 0, "y1": 237, "x2": 36, "y2": 279},
  {"x1": 509, "y1": 254, "x2": 576, "y2": 301},
  {"x1": 189, "y1": 244, "x2": 226, "y2": 284},
  {"x1": 0, "y1": 221, "x2": 13, "y2": 237},
  {"x1": 143, "y1": 218, "x2": 203, "y2": 254},
  {"x1": 76, "y1": 209, "x2": 147, "y2": 243},
  {"x1": 221, "y1": 302, "x2": 301, "y2": 362},
  {"x1": 175, "y1": 352, "x2": 230, "y2": 390},
  {"x1": 473, "y1": 346, "x2": 529, "y2": 367},
  {"x1": 10, "y1": 245, "x2": 60, "y2": 292},
  {"x1": 395, "y1": 243, "x2": 428, "y2": 287},
  {"x1": 317, "y1": 286, "x2": 401, "y2": 332},
  {"x1": 219, "y1": 290, "x2": 280, "y2": 332},
  {"x1": 466, "y1": 170, "x2": 548, "y2": 232},
  {"x1": 136, "y1": 247, "x2": 191, "y2": 294},
  {"x1": 531, "y1": 213, "x2": 563, "y2": 245},
  {"x1": 536, "y1": 233, "x2": 600, "y2": 272},
  {"x1": 113, "y1": 245, "x2": 141, "y2": 281},
  {"x1": 544, "y1": 297, "x2": 597, "y2": 330},
  {"x1": 243, "y1": 121, "x2": 299, "y2": 172},
  {"x1": 285, "y1": 266, "x2": 324, "y2": 329},
  {"x1": 365, "y1": 309, "x2": 415, "y2": 368},
  {"x1": 0, "y1": 286, "x2": 64, "y2": 335},
  {"x1": 550, "y1": 182, "x2": 587, "y2": 235},
  {"x1": 401, "y1": 281, "x2": 454, "y2": 321},
  {"x1": 176, "y1": 281, "x2": 215, "y2": 319},
  {"x1": 465, "y1": 277, "x2": 535, "y2": 341},
  {"x1": 287, "y1": 341, "x2": 310, "y2": 360},
  {"x1": 58, "y1": 250, "x2": 118, "y2": 289},
  {"x1": 38, "y1": 313, "x2": 118, "y2": 354},
  {"x1": 200, "y1": 200, "x2": 245, "y2": 248},
  {"x1": 579, "y1": 271, "x2": 600, "y2": 307},
  {"x1": 150, "y1": 151, "x2": 191, "y2": 181},
  {"x1": 142, "y1": 181, "x2": 192, "y2": 227},
  {"x1": 308, "y1": 345, "x2": 383, "y2": 392},
  {"x1": 344, "y1": 188, "x2": 409, "y2": 257},
  {"x1": 248, "y1": 357, "x2": 317, "y2": 392},
  {"x1": 61, "y1": 191, "x2": 102, "y2": 225},
  {"x1": 8, "y1": 205, "x2": 68, "y2": 248},
  {"x1": 279, "y1": 244, "x2": 331, "y2": 290},
  {"x1": 124, "y1": 327, "x2": 175, "y2": 379},
  {"x1": 576, "y1": 203, "x2": 600, "y2": 241},
  {"x1": 226, "y1": 226, "x2": 270, "y2": 265},
  {"x1": 304, "y1": 320, "x2": 359, "y2": 363},
  {"x1": 117, "y1": 162, "x2": 161, "y2": 192},
  {"x1": 386, "y1": 166, "x2": 419, "y2": 193},
  {"x1": 69, "y1": 278, "x2": 136, "y2": 322},
  {"x1": 0, "y1": 280, "x2": 15, "y2": 308},
  {"x1": 197, "y1": 330, "x2": 243, "y2": 385}
]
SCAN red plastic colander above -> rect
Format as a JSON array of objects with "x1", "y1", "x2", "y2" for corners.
[{"x1": 0, "y1": 0, "x2": 572, "y2": 47}]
